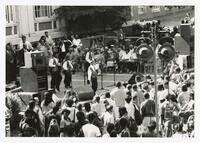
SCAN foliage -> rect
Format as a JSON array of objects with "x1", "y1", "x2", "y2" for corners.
[{"x1": 54, "y1": 6, "x2": 131, "y2": 34}]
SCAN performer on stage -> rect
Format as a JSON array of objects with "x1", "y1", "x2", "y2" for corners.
[
  {"x1": 49, "y1": 52, "x2": 62, "y2": 92},
  {"x1": 62, "y1": 55, "x2": 74, "y2": 89},
  {"x1": 88, "y1": 59, "x2": 101, "y2": 94},
  {"x1": 85, "y1": 48, "x2": 95, "y2": 84}
]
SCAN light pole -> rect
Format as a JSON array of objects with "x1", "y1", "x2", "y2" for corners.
[{"x1": 151, "y1": 22, "x2": 159, "y2": 134}]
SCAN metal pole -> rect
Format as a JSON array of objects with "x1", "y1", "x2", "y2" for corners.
[{"x1": 152, "y1": 24, "x2": 159, "y2": 135}]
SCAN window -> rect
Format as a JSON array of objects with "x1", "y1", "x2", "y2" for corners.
[
  {"x1": 34, "y1": 6, "x2": 54, "y2": 18},
  {"x1": 151, "y1": 6, "x2": 160, "y2": 13},
  {"x1": 39, "y1": 22, "x2": 52, "y2": 30},
  {"x1": 138, "y1": 6, "x2": 146, "y2": 15},
  {"x1": 6, "y1": 27, "x2": 12, "y2": 36},
  {"x1": 6, "y1": 6, "x2": 14, "y2": 23}
]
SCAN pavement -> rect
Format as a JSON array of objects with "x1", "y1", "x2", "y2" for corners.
[{"x1": 48, "y1": 72, "x2": 134, "y2": 98}]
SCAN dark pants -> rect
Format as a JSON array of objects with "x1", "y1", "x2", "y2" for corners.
[
  {"x1": 84, "y1": 62, "x2": 90, "y2": 84},
  {"x1": 50, "y1": 70, "x2": 62, "y2": 91},
  {"x1": 64, "y1": 70, "x2": 72, "y2": 88},
  {"x1": 91, "y1": 76, "x2": 98, "y2": 94}
]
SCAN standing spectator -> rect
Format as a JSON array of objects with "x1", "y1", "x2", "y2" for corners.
[
  {"x1": 101, "y1": 105, "x2": 115, "y2": 126},
  {"x1": 47, "y1": 117, "x2": 60, "y2": 137},
  {"x1": 102, "y1": 123, "x2": 115, "y2": 137},
  {"x1": 60, "y1": 109, "x2": 72, "y2": 137},
  {"x1": 111, "y1": 82, "x2": 126, "y2": 108},
  {"x1": 74, "y1": 111, "x2": 88, "y2": 137},
  {"x1": 140, "y1": 93, "x2": 156, "y2": 131},
  {"x1": 132, "y1": 84, "x2": 144, "y2": 108},
  {"x1": 17, "y1": 35, "x2": 33, "y2": 66},
  {"x1": 142, "y1": 120, "x2": 157, "y2": 137},
  {"x1": 81, "y1": 112, "x2": 101, "y2": 137},
  {"x1": 6, "y1": 43, "x2": 17, "y2": 83},
  {"x1": 72, "y1": 34, "x2": 83, "y2": 49},
  {"x1": 178, "y1": 84, "x2": 190, "y2": 111},
  {"x1": 91, "y1": 96, "x2": 106, "y2": 117},
  {"x1": 62, "y1": 55, "x2": 74, "y2": 89},
  {"x1": 41, "y1": 92, "x2": 55, "y2": 115},
  {"x1": 38, "y1": 36, "x2": 51, "y2": 65},
  {"x1": 125, "y1": 93, "x2": 135, "y2": 119},
  {"x1": 49, "y1": 52, "x2": 62, "y2": 92}
]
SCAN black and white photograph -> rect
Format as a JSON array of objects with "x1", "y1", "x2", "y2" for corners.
[{"x1": 4, "y1": 4, "x2": 195, "y2": 138}]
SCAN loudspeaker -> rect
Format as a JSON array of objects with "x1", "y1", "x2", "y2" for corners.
[
  {"x1": 74, "y1": 85, "x2": 94, "y2": 101},
  {"x1": 180, "y1": 24, "x2": 191, "y2": 44},
  {"x1": 24, "y1": 51, "x2": 46, "y2": 68},
  {"x1": 20, "y1": 67, "x2": 48, "y2": 93}
]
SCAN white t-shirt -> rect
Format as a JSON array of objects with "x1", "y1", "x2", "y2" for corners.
[
  {"x1": 101, "y1": 112, "x2": 115, "y2": 126},
  {"x1": 125, "y1": 102, "x2": 135, "y2": 119},
  {"x1": 82, "y1": 123, "x2": 101, "y2": 137},
  {"x1": 111, "y1": 88, "x2": 126, "y2": 107}
]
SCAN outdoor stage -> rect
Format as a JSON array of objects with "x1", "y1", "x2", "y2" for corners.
[{"x1": 47, "y1": 72, "x2": 134, "y2": 98}]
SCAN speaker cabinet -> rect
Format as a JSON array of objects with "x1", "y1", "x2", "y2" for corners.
[
  {"x1": 20, "y1": 67, "x2": 48, "y2": 93},
  {"x1": 180, "y1": 24, "x2": 191, "y2": 44},
  {"x1": 24, "y1": 51, "x2": 47, "y2": 68},
  {"x1": 74, "y1": 85, "x2": 94, "y2": 101}
]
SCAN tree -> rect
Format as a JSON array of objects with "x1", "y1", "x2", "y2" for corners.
[{"x1": 54, "y1": 6, "x2": 131, "y2": 35}]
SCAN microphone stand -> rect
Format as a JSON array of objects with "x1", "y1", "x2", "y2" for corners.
[
  {"x1": 113, "y1": 59, "x2": 116, "y2": 86},
  {"x1": 100, "y1": 63, "x2": 104, "y2": 89}
]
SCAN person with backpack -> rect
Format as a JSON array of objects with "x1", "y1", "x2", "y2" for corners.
[
  {"x1": 115, "y1": 107, "x2": 138, "y2": 137},
  {"x1": 140, "y1": 93, "x2": 156, "y2": 132}
]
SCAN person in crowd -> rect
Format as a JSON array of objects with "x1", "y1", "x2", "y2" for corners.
[
  {"x1": 62, "y1": 54, "x2": 74, "y2": 89},
  {"x1": 161, "y1": 94, "x2": 176, "y2": 137},
  {"x1": 74, "y1": 111, "x2": 88, "y2": 137},
  {"x1": 142, "y1": 120, "x2": 157, "y2": 137},
  {"x1": 38, "y1": 36, "x2": 51, "y2": 65},
  {"x1": 102, "y1": 123, "x2": 115, "y2": 137},
  {"x1": 104, "y1": 92, "x2": 117, "y2": 119},
  {"x1": 72, "y1": 34, "x2": 83, "y2": 49},
  {"x1": 6, "y1": 43, "x2": 17, "y2": 83},
  {"x1": 132, "y1": 84, "x2": 144, "y2": 108},
  {"x1": 41, "y1": 92, "x2": 56, "y2": 115},
  {"x1": 177, "y1": 84, "x2": 190, "y2": 111},
  {"x1": 60, "y1": 108, "x2": 72, "y2": 137},
  {"x1": 44, "y1": 31, "x2": 54, "y2": 50},
  {"x1": 62, "y1": 99, "x2": 78, "y2": 122},
  {"x1": 187, "y1": 115, "x2": 194, "y2": 137},
  {"x1": 140, "y1": 93, "x2": 156, "y2": 132},
  {"x1": 101, "y1": 105, "x2": 115, "y2": 127},
  {"x1": 49, "y1": 52, "x2": 62, "y2": 92},
  {"x1": 172, "y1": 123, "x2": 187, "y2": 138},
  {"x1": 115, "y1": 107, "x2": 138, "y2": 137},
  {"x1": 22, "y1": 100, "x2": 41, "y2": 136},
  {"x1": 110, "y1": 82, "x2": 126, "y2": 109},
  {"x1": 81, "y1": 112, "x2": 101, "y2": 137},
  {"x1": 17, "y1": 35, "x2": 33, "y2": 66},
  {"x1": 47, "y1": 117, "x2": 60, "y2": 137},
  {"x1": 91, "y1": 96, "x2": 106, "y2": 117},
  {"x1": 125, "y1": 92, "x2": 135, "y2": 119},
  {"x1": 88, "y1": 59, "x2": 101, "y2": 94},
  {"x1": 84, "y1": 102, "x2": 92, "y2": 116},
  {"x1": 118, "y1": 117, "x2": 130, "y2": 137}
]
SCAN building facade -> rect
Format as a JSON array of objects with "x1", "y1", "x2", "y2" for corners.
[
  {"x1": 130, "y1": 6, "x2": 194, "y2": 26},
  {"x1": 6, "y1": 5, "x2": 65, "y2": 45}
]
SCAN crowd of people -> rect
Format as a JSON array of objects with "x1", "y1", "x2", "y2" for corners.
[
  {"x1": 5, "y1": 20, "x2": 194, "y2": 137},
  {"x1": 6, "y1": 60, "x2": 194, "y2": 137}
]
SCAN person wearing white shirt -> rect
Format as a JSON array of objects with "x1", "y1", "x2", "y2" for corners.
[
  {"x1": 81, "y1": 113, "x2": 101, "y2": 137},
  {"x1": 17, "y1": 35, "x2": 33, "y2": 66},
  {"x1": 72, "y1": 34, "x2": 83, "y2": 49},
  {"x1": 125, "y1": 93, "x2": 135, "y2": 119},
  {"x1": 88, "y1": 60, "x2": 100, "y2": 94},
  {"x1": 49, "y1": 53, "x2": 61, "y2": 91},
  {"x1": 91, "y1": 96, "x2": 106, "y2": 117},
  {"x1": 101, "y1": 105, "x2": 115, "y2": 127},
  {"x1": 62, "y1": 55, "x2": 73, "y2": 88}
]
